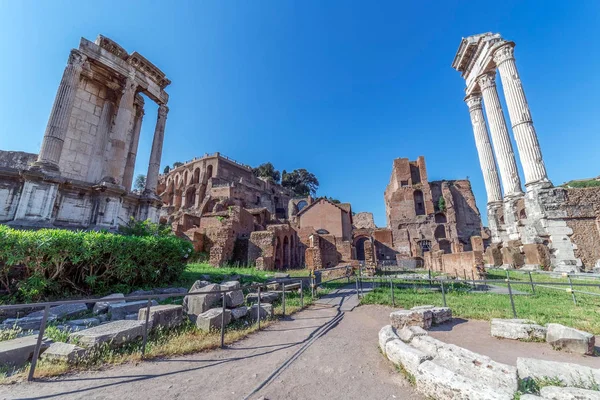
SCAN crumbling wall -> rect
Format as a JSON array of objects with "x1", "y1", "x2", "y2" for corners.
[
  {"x1": 353, "y1": 212, "x2": 376, "y2": 229},
  {"x1": 0, "y1": 151, "x2": 37, "y2": 170},
  {"x1": 562, "y1": 187, "x2": 600, "y2": 269}
]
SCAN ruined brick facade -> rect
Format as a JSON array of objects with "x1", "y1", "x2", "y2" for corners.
[{"x1": 384, "y1": 157, "x2": 483, "y2": 264}]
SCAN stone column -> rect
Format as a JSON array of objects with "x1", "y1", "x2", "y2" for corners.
[
  {"x1": 108, "y1": 75, "x2": 137, "y2": 186},
  {"x1": 465, "y1": 93, "x2": 502, "y2": 204},
  {"x1": 478, "y1": 71, "x2": 523, "y2": 197},
  {"x1": 35, "y1": 50, "x2": 87, "y2": 170},
  {"x1": 493, "y1": 43, "x2": 550, "y2": 188},
  {"x1": 145, "y1": 104, "x2": 169, "y2": 194},
  {"x1": 122, "y1": 101, "x2": 145, "y2": 191}
]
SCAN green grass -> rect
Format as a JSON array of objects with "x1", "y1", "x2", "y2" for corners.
[{"x1": 361, "y1": 270, "x2": 600, "y2": 335}]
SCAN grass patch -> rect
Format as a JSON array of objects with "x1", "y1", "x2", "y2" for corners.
[{"x1": 361, "y1": 270, "x2": 600, "y2": 335}]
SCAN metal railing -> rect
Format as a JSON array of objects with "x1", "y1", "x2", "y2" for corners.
[
  {"x1": 355, "y1": 268, "x2": 600, "y2": 319},
  {"x1": 0, "y1": 278, "x2": 308, "y2": 381}
]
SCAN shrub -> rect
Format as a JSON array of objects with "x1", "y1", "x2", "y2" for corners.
[{"x1": 0, "y1": 225, "x2": 193, "y2": 302}]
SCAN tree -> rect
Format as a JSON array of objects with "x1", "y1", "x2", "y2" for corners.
[
  {"x1": 134, "y1": 174, "x2": 146, "y2": 192},
  {"x1": 172, "y1": 161, "x2": 184, "y2": 169},
  {"x1": 163, "y1": 165, "x2": 171, "y2": 174},
  {"x1": 282, "y1": 169, "x2": 319, "y2": 196},
  {"x1": 252, "y1": 162, "x2": 281, "y2": 183},
  {"x1": 437, "y1": 196, "x2": 446, "y2": 212},
  {"x1": 327, "y1": 197, "x2": 341, "y2": 204}
]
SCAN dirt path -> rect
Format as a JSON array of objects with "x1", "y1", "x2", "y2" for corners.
[{"x1": 0, "y1": 302, "x2": 421, "y2": 400}]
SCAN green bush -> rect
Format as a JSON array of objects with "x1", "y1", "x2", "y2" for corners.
[{"x1": 0, "y1": 224, "x2": 193, "y2": 302}]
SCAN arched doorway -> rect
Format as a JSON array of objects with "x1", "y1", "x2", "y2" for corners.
[
  {"x1": 434, "y1": 225, "x2": 446, "y2": 239},
  {"x1": 439, "y1": 239, "x2": 452, "y2": 254},
  {"x1": 355, "y1": 237, "x2": 368, "y2": 261},
  {"x1": 435, "y1": 213, "x2": 447, "y2": 223},
  {"x1": 193, "y1": 168, "x2": 200, "y2": 184},
  {"x1": 185, "y1": 187, "x2": 196, "y2": 208}
]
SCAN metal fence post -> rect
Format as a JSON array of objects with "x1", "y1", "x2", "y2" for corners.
[
  {"x1": 441, "y1": 280, "x2": 447, "y2": 307},
  {"x1": 355, "y1": 274, "x2": 360, "y2": 298},
  {"x1": 471, "y1": 270, "x2": 476, "y2": 288},
  {"x1": 28, "y1": 304, "x2": 50, "y2": 381},
  {"x1": 506, "y1": 278, "x2": 517, "y2": 318},
  {"x1": 281, "y1": 281, "x2": 286, "y2": 317},
  {"x1": 257, "y1": 285, "x2": 261, "y2": 330},
  {"x1": 220, "y1": 292, "x2": 226, "y2": 348},
  {"x1": 300, "y1": 279, "x2": 304, "y2": 307},
  {"x1": 141, "y1": 298, "x2": 152, "y2": 357},
  {"x1": 528, "y1": 271, "x2": 535, "y2": 294},
  {"x1": 428, "y1": 269, "x2": 432, "y2": 288},
  {"x1": 390, "y1": 278, "x2": 395, "y2": 307},
  {"x1": 567, "y1": 275, "x2": 577, "y2": 306}
]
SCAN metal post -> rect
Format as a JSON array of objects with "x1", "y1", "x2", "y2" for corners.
[
  {"x1": 463, "y1": 270, "x2": 467, "y2": 282},
  {"x1": 390, "y1": 278, "x2": 395, "y2": 307},
  {"x1": 506, "y1": 278, "x2": 517, "y2": 318},
  {"x1": 311, "y1": 275, "x2": 315, "y2": 298},
  {"x1": 567, "y1": 275, "x2": 577, "y2": 306},
  {"x1": 355, "y1": 274, "x2": 360, "y2": 298},
  {"x1": 441, "y1": 280, "x2": 447, "y2": 307},
  {"x1": 428, "y1": 269, "x2": 432, "y2": 288},
  {"x1": 528, "y1": 271, "x2": 535, "y2": 294},
  {"x1": 471, "y1": 269, "x2": 476, "y2": 288},
  {"x1": 281, "y1": 281, "x2": 286, "y2": 317},
  {"x1": 220, "y1": 292, "x2": 226, "y2": 348},
  {"x1": 257, "y1": 285, "x2": 261, "y2": 329},
  {"x1": 28, "y1": 305, "x2": 50, "y2": 381},
  {"x1": 300, "y1": 279, "x2": 304, "y2": 307},
  {"x1": 141, "y1": 298, "x2": 152, "y2": 357}
]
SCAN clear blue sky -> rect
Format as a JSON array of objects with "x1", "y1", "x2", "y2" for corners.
[{"x1": 1, "y1": 1, "x2": 599, "y2": 227}]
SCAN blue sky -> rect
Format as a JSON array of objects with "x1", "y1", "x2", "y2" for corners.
[{"x1": 1, "y1": 1, "x2": 599, "y2": 227}]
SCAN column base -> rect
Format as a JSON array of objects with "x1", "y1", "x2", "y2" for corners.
[
  {"x1": 525, "y1": 178, "x2": 553, "y2": 192},
  {"x1": 29, "y1": 161, "x2": 61, "y2": 176},
  {"x1": 486, "y1": 201, "x2": 505, "y2": 243},
  {"x1": 502, "y1": 193, "x2": 524, "y2": 241}
]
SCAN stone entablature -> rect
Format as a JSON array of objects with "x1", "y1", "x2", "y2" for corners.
[{"x1": 0, "y1": 35, "x2": 171, "y2": 229}]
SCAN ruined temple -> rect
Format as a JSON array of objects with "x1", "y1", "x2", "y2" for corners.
[{"x1": 0, "y1": 35, "x2": 169, "y2": 229}]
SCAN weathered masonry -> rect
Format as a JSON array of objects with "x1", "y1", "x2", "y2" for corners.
[
  {"x1": 453, "y1": 33, "x2": 599, "y2": 271},
  {"x1": 0, "y1": 35, "x2": 170, "y2": 229}
]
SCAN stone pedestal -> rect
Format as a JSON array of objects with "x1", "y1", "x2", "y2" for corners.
[
  {"x1": 502, "y1": 194, "x2": 523, "y2": 241},
  {"x1": 486, "y1": 201, "x2": 506, "y2": 243}
]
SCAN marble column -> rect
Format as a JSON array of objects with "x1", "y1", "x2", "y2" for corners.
[
  {"x1": 493, "y1": 43, "x2": 550, "y2": 188},
  {"x1": 478, "y1": 71, "x2": 523, "y2": 197},
  {"x1": 108, "y1": 75, "x2": 137, "y2": 186},
  {"x1": 145, "y1": 104, "x2": 169, "y2": 194},
  {"x1": 122, "y1": 100, "x2": 145, "y2": 191},
  {"x1": 465, "y1": 93, "x2": 502, "y2": 204},
  {"x1": 36, "y1": 50, "x2": 87, "y2": 170}
]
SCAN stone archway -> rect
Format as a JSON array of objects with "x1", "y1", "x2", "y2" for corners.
[{"x1": 354, "y1": 237, "x2": 369, "y2": 261}]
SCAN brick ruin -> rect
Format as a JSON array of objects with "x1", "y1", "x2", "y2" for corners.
[{"x1": 0, "y1": 35, "x2": 170, "y2": 229}]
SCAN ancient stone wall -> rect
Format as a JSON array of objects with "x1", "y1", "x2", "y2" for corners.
[
  {"x1": 297, "y1": 199, "x2": 352, "y2": 240},
  {"x1": 353, "y1": 212, "x2": 376, "y2": 229},
  {"x1": 562, "y1": 187, "x2": 600, "y2": 268}
]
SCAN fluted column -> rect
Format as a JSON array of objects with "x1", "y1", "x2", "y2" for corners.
[
  {"x1": 122, "y1": 101, "x2": 145, "y2": 191},
  {"x1": 145, "y1": 104, "x2": 169, "y2": 194},
  {"x1": 465, "y1": 93, "x2": 503, "y2": 204},
  {"x1": 108, "y1": 75, "x2": 137, "y2": 185},
  {"x1": 478, "y1": 71, "x2": 523, "y2": 197},
  {"x1": 36, "y1": 50, "x2": 87, "y2": 170},
  {"x1": 494, "y1": 43, "x2": 550, "y2": 188}
]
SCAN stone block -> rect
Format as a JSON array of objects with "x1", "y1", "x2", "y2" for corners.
[
  {"x1": 410, "y1": 335, "x2": 445, "y2": 357},
  {"x1": 415, "y1": 360, "x2": 512, "y2": 400},
  {"x1": 539, "y1": 386, "x2": 600, "y2": 399},
  {"x1": 249, "y1": 304, "x2": 274, "y2": 320},
  {"x1": 546, "y1": 323, "x2": 595, "y2": 355},
  {"x1": 65, "y1": 318, "x2": 100, "y2": 328},
  {"x1": 397, "y1": 325, "x2": 428, "y2": 343},
  {"x1": 490, "y1": 319, "x2": 547, "y2": 341},
  {"x1": 0, "y1": 335, "x2": 52, "y2": 368},
  {"x1": 434, "y1": 343, "x2": 518, "y2": 396},
  {"x1": 28, "y1": 303, "x2": 88, "y2": 320},
  {"x1": 109, "y1": 300, "x2": 158, "y2": 321},
  {"x1": 195, "y1": 308, "x2": 231, "y2": 331},
  {"x1": 41, "y1": 342, "x2": 87, "y2": 364},
  {"x1": 390, "y1": 309, "x2": 433, "y2": 330},
  {"x1": 138, "y1": 305, "x2": 183, "y2": 330},
  {"x1": 183, "y1": 283, "x2": 221, "y2": 322},
  {"x1": 378, "y1": 325, "x2": 399, "y2": 354},
  {"x1": 523, "y1": 244, "x2": 551, "y2": 268},
  {"x1": 230, "y1": 306, "x2": 248, "y2": 320},
  {"x1": 385, "y1": 339, "x2": 432, "y2": 376},
  {"x1": 93, "y1": 293, "x2": 125, "y2": 314},
  {"x1": 517, "y1": 358, "x2": 600, "y2": 389},
  {"x1": 220, "y1": 281, "x2": 241, "y2": 291},
  {"x1": 153, "y1": 287, "x2": 188, "y2": 295},
  {"x1": 246, "y1": 292, "x2": 279, "y2": 304},
  {"x1": 432, "y1": 307, "x2": 452, "y2": 325},
  {"x1": 225, "y1": 290, "x2": 244, "y2": 308},
  {"x1": 70, "y1": 320, "x2": 145, "y2": 347},
  {"x1": 1, "y1": 315, "x2": 57, "y2": 331}
]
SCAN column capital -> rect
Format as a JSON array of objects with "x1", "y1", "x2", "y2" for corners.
[
  {"x1": 158, "y1": 104, "x2": 169, "y2": 117},
  {"x1": 477, "y1": 71, "x2": 497, "y2": 91},
  {"x1": 465, "y1": 93, "x2": 483, "y2": 111},
  {"x1": 68, "y1": 50, "x2": 87, "y2": 70},
  {"x1": 493, "y1": 43, "x2": 515, "y2": 67}
]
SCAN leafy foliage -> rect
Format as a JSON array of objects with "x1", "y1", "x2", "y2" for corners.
[
  {"x1": 0, "y1": 224, "x2": 193, "y2": 302},
  {"x1": 172, "y1": 161, "x2": 184, "y2": 169},
  {"x1": 437, "y1": 196, "x2": 446, "y2": 212},
  {"x1": 133, "y1": 174, "x2": 146, "y2": 192},
  {"x1": 163, "y1": 165, "x2": 171, "y2": 174},
  {"x1": 252, "y1": 162, "x2": 281, "y2": 183},
  {"x1": 282, "y1": 169, "x2": 319, "y2": 196},
  {"x1": 563, "y1": 179, "x2": 600, "y2": 188},
  {"x1": 118, "y1": 217, "x2": 173, "y2": 237}
]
